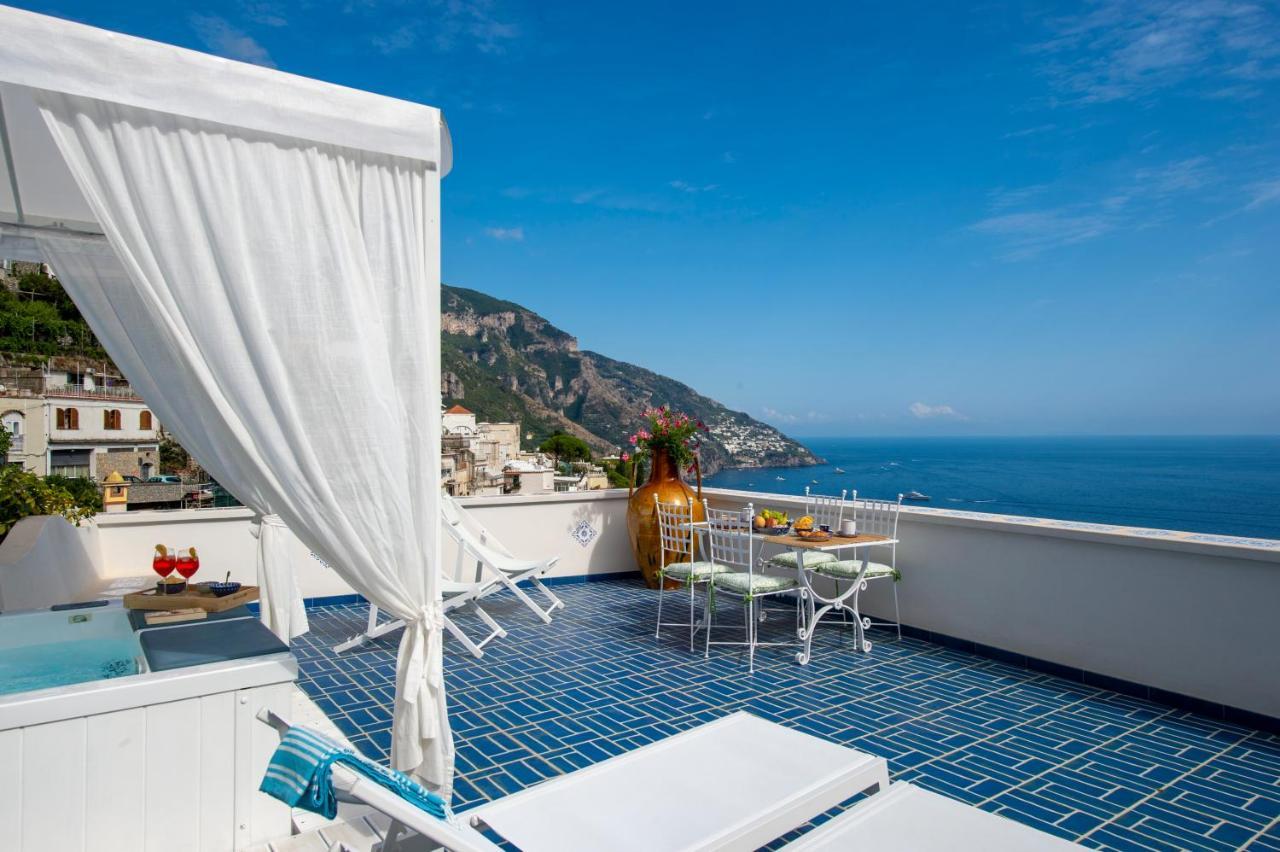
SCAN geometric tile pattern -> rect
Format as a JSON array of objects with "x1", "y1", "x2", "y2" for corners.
[{"x1": 290, "y1": 578, "x2": 1280, "y2": 851}]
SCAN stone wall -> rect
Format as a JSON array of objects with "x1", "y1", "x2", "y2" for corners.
[{"x1": 96, "y1": 447, "x2": 159, "y2": 479}]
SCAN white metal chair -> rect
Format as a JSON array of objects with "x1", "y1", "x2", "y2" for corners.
[
  {"x1": 813, "y1": 494, "x2": 904, "y2": 639},
  {"x1": 765, "y1": 488, "x2": 851, "y2": 572},
  {"x1": 703, "y1": 501, "x2": 804, "y2": 672},
  {"x1": 654, "y1": 496, "x2": 728, "y2": 650}
]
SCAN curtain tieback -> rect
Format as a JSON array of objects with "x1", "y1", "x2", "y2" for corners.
[
  {"x1": 402, "y1": 602, "x2": 446, "y2": 705},
  {"x1": 249, "y1": 512, "x2": 286, "y2": 539}
]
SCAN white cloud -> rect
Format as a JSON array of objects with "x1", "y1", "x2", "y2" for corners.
[
  {"x1": 721, "y1": 151, "x2": 737, "y2": 164},
  {"x1": 190, "y1": 14, "x2": 275, "y2": 67},
  {"x1": 484, "y1": 226, "x2": 524, "y2": 241},
  {"x1": 238, "y1": 0, "x2": 287, "y2": 27},
  {"x1": 1032, "y1": 0, "x2": 1280, "y2": 103},
  {"x1": 371, "y1": 0, "x2": 519, "y2": 56},
  {"x1": 909, "y1": 402, "x2": 966, "y2": 420},
  {"x1": 668, "y1": 180, "x2": 719, "y2": 193},
  {"x1": 1244, "y1": 177, "x2": 1280, "y2": 211},
  {"x1": 762, "y1": 407, "x2": 829, "y2": 424},
  {"x1": 970, "y1": 207, "x2": 1117, "y2": 259}
]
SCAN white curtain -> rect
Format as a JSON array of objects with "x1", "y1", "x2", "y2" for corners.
[{"x1": 33, "y1": 91, "x2": 453, "y2": 790}]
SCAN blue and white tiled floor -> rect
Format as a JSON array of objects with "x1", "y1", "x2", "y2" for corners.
[{"x1": 291, "y1": 578, "x2": 1280, "y2": 851}]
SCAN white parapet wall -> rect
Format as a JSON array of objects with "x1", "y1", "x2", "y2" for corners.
[
  {"x1": 84, "y1": 490, "x2": 635, "y2": 599},
  {"x1": 703, "y1": 486, "x2": 1280, "y2": 721}
]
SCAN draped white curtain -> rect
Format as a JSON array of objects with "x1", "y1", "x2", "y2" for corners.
[{"x1": 32, "y1": 91, "x2": 453, "y2": 790}]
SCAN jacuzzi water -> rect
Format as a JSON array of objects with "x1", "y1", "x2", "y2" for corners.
[{"x1": 0, "y1": 606, "x2": 142, "y2": 697}]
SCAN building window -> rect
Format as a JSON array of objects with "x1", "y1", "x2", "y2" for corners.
[
  {"x1": 1, "y1": 411, "x2": 22, "y2": 453},
  {"x1": 56, "y1": 407, "x2": 79, "y2": 430},
  {"x1": 104, "y1": 409, "x2": 122, "y2": 430},
  {"x1": 140, "y1": 410, "x2": 153, "y2": 430}
]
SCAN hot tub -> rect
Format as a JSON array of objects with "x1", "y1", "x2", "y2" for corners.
[
  {"x1": 0, "y1": 604, "x2": 144, "y2": 696},
  {"x1": 0, "y1": 601, "x2": 297, "y2": 851}
]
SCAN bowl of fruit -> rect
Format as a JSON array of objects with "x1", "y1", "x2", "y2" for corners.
[{"x1": 752, "y1": 509, "x2": 791, "y2": 536}]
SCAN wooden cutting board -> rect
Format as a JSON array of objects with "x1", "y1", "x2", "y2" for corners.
[{"x1": 124, "y1": 584, "x2": 259, "y2": 613}]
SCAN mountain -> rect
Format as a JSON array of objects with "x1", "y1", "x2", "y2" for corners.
[{"x1": 441, "y1": 285, "x2": 819, "y2": 476}]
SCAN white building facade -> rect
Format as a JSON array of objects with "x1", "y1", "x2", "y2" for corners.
[{"x1": 1, "y1": 367, "x2": 160, "y2": 478}]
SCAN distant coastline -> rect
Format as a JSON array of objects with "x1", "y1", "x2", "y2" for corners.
[{"x1": 704, "y1": 435, "x2": 1280, "y2": 540}]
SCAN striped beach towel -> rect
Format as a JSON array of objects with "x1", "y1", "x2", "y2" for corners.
[{"x1": 260, "y1": 725, "x2": 449, "y2": 821}]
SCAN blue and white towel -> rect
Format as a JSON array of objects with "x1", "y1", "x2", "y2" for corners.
[{"x1": 260, "y1": 725, "x2": 449, "y2": 821}]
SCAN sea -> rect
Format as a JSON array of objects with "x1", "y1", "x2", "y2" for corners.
[{"x1": 703, "y1": 436, "x2": 1280, "y2": 541}]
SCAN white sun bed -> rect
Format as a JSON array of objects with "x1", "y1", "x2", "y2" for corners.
[
  {"x1": 781, "y1": 781, "x2": 1081, "y2": 850},
  {"x1": 258, "y1": 709, "x2": 889, "y2": 852}
]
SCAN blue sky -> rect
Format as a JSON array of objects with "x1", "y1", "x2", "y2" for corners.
[{"x1": 18, "y1": 1, "x2": 1280, "y2": 436}]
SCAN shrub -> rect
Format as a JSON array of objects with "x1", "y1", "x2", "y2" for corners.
[{"x1": 0, "y1": 467, "x2": 98, "y2": 540}]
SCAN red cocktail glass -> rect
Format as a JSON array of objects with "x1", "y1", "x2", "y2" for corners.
[{"x1": 152, "y1": 547, "x2": 174, "y2": 593}]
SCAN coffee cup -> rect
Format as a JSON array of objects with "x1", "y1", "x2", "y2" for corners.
[{"x1": 839, "y1": 519, "x2": 856, "y2": 536}]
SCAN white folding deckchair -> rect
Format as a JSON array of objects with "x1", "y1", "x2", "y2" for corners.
[
  {"x1": 442, "y1": 494, "x2": 564, "y2": 622},
  {"x1": 781, "y1": 781, "x2": 1081, "y2": 850},
  {"x1": 332, "y1": 541, "x2": 508, "y2": 657},
  {"x1": 257, "y1": 709, "x2": 890, "y2": 852},
  {"x1": 334, "y1": 500, "x2": 563, "y2": 656}
]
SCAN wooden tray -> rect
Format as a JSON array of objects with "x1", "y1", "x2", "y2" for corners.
[{"x1": 124, "y1": 584, "x2": 259, "y2": 613}]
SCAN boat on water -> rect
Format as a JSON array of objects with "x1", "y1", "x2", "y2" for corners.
[
  {"x1": 775, "y1": 475, "x2": 786, "y2": 481},
  {"x1": 834, "y1": 467, "x2": 845, "y2": 473},
  {"x1": 903, "y1": 491, "x2": 930, "y2": 501}
]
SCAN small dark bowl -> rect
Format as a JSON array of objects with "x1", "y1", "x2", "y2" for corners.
[
  {"x1": 207, "y1": 581, "x2": 241, "y2": 598},
  {"x1": 757, "y1": 524, "x2": 791, "y2": 536},
  {"x1": 156, "y1": 580, "x2": 186, "y2": 595}
]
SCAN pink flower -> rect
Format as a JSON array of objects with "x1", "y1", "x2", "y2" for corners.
[
  {"x1": 621, "y1": 452, "x2": 630, "y2": 462},
  {"x1": 629, "y1": 434, "x2": 638, "y2": 445}
]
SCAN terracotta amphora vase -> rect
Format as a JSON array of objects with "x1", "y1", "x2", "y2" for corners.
[{"x1": 627, "y1": 447, "x2": 705, "y2": 589}]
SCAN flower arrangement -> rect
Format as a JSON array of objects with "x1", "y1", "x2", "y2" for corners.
[{"x1": 623, "y1": 405, "x2": 709, "y2": 470}]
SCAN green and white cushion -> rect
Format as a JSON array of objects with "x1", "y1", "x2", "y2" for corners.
[
  {"x1": 713, "y1": 572, "x2": 798, "y2": 596},
  {"x1": 661, "y1": 561, "x2": 729, "y2": 580},
  {"x1": 767, "y1": 551, "x2": 837, "y2": 570},
  {"x1": 813, "y1": 560, "x2": 900, "y2": 581}
]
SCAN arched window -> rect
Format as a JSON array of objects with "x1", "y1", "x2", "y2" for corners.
[
  {"x1": 104, "y1": 409, "x2": 122, "y2": 430},
  {"x1": 55, "y1": 408, "x2": 66, "y2": 430},
  {"x1": 57, "y1": 407, "x2": 79, "y2": 430},
  {"x1": 140, "y1": 410, "x2": 153, "y2": 430}
]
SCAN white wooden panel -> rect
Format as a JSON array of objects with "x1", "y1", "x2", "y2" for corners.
[
  {"x1": 144, "y1": 698, "x2": 201, "y2": 851},
  {"x1": 85, "y1": 707, "x2": 146, "y2": 850},
  {"x1": 22, "y1": 717, "x2": 86, "y2": 851},
  {"x1": 0, "y1": 729, "x2": 23, "y2": 843},
  {"x1": 198, "y1": 692, "x2": 236, "y2": 850},
  {"x1": 246, "y1": 683, "x2": 293, "y2": 845}
]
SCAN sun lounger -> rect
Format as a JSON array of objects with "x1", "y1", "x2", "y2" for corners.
[
  {"x1": 781, "y1": 781, "x2": 1081, "y2": 850},
  {"x1": 258, "y1": 709, "x2": 889, "y2": 852}
]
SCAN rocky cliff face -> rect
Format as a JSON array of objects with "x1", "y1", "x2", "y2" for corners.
[{"x1": 441, "y1": 286, "x2": 819, "y2": 475}]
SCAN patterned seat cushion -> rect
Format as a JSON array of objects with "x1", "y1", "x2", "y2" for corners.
[
  {"x1": 767, "y1": 551, "x2": 837, "y2": 569},
  {"x1": 713, "y1": 572, "x2": 798, "y2": 596},
  {"x1": 813, "y1": 560, "x2": 900, "y2": 581},
  {"x1": 662, "y1": 561, "x2": 729, "y2": 579}
]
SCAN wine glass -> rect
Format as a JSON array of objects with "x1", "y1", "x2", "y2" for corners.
[
  {"x1": 152, "y1": 545, "x2": 174, "y2": 594},
  {"x1": 174, "y1": 547, "x2": 199, "y2": 588}
]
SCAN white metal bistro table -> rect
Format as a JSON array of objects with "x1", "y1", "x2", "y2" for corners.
[{"x1": 755, "y1": 530, "x2": 897, "y2": 665}]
